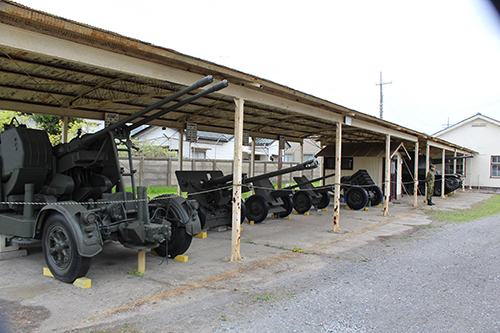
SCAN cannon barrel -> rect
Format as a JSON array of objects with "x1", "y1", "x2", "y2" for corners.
[
  {"x1": 79, "y1": 75, "x2": 215, "y2": 147},
  {"x1": 128, "y1": 80, "x2": 229, "y2": 131},
  {"x1": 245, "y1": 159, "x2": 318, "y2": 183},
  {"x1": 202, "y1": 159, "x2": 319, "y2": 189},
  {"x1": 201, "y1": 172, "x2": 236, "y2": 189}
]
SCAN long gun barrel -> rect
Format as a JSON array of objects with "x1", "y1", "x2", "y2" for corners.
[
  {"x1": 80, "y1": 75, "x2": 215, "y2": 147},
  {"x1": 127, "y1": 80, "x2": 229, "y2": 131},
  {"x1": 245, "y1": 159, "x2": 318, "y2": 183},
  {"x1": 202, "y1": 159, "x2": 319, "y2": 188}
]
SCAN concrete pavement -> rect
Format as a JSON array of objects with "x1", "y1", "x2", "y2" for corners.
[{"x1": 0, "y1": 189, "x2": 495, "y2": 332}]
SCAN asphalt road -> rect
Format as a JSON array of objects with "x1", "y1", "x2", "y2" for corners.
[{"x1": 66, "y1": 209, "x2": 500, "y2": 332}]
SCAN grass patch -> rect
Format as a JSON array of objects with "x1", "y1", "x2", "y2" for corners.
[{"x1": 426, "y1": 194, "x2": 500, "y2": 223}]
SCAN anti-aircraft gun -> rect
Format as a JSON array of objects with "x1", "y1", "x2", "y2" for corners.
[
  {"x1": 0, "y1": 76, "x2": 228, "y2": 283},
  {"x1": 175, "y1": 159, "x2": 319, "y2": 227}
]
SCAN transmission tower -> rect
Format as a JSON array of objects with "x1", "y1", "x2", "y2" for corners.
[{"x1": 376, "y1": 72, "x2": 392, "y2": 119}]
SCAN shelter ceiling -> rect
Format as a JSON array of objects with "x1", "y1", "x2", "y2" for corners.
[{"x1": 0, "y1": 0, "x2": 476, "y2": 154}]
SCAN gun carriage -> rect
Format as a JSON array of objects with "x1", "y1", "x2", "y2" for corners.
[
  {"x1": 0, "y1": 76, "x2": 227, "y2": 283},
  {"x1": 176, "y1": 159, "x2": 319, "y2": 226}
]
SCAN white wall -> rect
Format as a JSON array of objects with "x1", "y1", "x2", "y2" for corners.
[{"x1": 437, "y1": 117, "x2": 500, "y2": 189}]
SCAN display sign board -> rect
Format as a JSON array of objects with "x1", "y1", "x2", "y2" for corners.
[
  {"x1": 279, "y1": 135, "x2": 286, "y2": 150},
  {"x1": 243, "y1": 130, "x2": 250, "y2": 146},
  {"x1": 105, "y1": 113, "x2": 119, "y2": 128},
  {"x1": 186, "y1": 123, "x2": 198, "y2": 142}
]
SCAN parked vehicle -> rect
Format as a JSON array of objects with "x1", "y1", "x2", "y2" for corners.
[{"x1": 0, "y1": 76, "x2": 227, "y2": 283}]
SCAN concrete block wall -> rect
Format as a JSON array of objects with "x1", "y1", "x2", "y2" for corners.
[{"x1": 119, "y1": 158, "x2": 321, "y2": 188}]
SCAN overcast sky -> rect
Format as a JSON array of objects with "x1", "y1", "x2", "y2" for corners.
[{"x1": 14, "y1": 0, "x2": 500, "y2": 135}]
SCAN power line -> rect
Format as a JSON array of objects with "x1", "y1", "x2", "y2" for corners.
[{"x1": 375, "y1": 71, "x2": 392, "y2": 119}]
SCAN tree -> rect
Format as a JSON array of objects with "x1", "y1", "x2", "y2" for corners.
[
  {"x1": 1, "y1": 111, "x2": 99, "y2": 144},
  {"x1": 0, "y1": 111, "x2": 31, "y2": 130}
]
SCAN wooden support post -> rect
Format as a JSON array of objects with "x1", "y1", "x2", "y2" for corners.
[
  {"x1": 231, "y1": 98, "x2": 244, "y2": 262},
  {"x1": 166, "y1": 157, "x2": 172, "y2": 187},
  {"x1": 383, "y1": 135, "x2": 391, "y2": 216},
  {"x1": 332, "y1": 122, "x2": 342, "y2": 232},
  {"x1": 413, "y1": 141, "x2": 419, "y2": 207},
  {"x1": 453, "y1": 149, "x2": 457, "y2": 174},
  {"x1": 300, "y1": 141, "x2": 304, "y2": 177},
  {"x1": 463, "y1": 154, "x2": 467, "y2": 191},
  {"x1": 250, "y1": 137, "x2": 256, "y2": 177},
  {"x1": 178, "y1": 127, "x2": 184, "y2": 196},
  {"x1": 425, "y1": 142, "x2": 430, "y2": 203},
  {"x1": 138, "y1": 249, "x2": 146, "y2": 274},
  {"x1": 61, "y1": 116, "x2": 69, "y2": 144},
  {"x1": 441, "y1": 149, "x2": 446, "y2": 198}
]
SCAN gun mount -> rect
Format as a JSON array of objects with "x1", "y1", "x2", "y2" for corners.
[
  {"x1": 244, "y1": 159, "x2": 319, "y2": 222},
  {"x1": 0, "y1": 76, "x2": 228, "y2": 283},
  {"x1": 176, "y1": 159, "x2": 319, "y2": 227},
  {"x1": 401, "y1": 155, "x2": 464, "y2": 196}
]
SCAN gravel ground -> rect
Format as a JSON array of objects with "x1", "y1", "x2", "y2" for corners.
[{"x1": 63, "y1": 212, "x2": 500, "y2": 333}]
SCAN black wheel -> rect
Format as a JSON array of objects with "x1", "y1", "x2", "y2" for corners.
[
  {"x1": 445, "y1": 177, "x2": 459, "y2": 191},
  {"x1": 345, "y1": 186, "x2": 369, "y2": 210},
  {"x1": 274, "y1": 195, "x2": 293, "y2": 218},
  {"x1": 196, "y1": 202, "x2": 207, "y2": 229},
  {"x1": 226, "y1": 200, "x2": 247, "y2": 227},
  {"x1": 316, "y1": 192, "x2": 331, "y2": 210},
  {"x1": 370, "y1": 186, "x2": 384, "y2": 206},
  {"x1": 151, "y1": 200, "x2": 193, "y2": 257},
  {"x1": 245, "y1": 195, "x2": 269, "y2": 223},
  {"x1": 434, "y1": 185, "x2": 441, "y2": 197},
  {"x1": 42, "y1": 213, "x2": 91, "y2": 283},
  {"x1": 293, "y1": 191, "x2": 312, "y2": 214}
]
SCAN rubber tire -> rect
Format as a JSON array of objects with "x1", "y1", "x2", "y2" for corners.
[
  {"x1": 152, "y1": 199, "x2": 193, "y2": 257},
  {"x1": 316, "y1": 192, "x2": 331, "y2": 210},
  {"x1": 42, "y1": 213, "x2": 91, "y2": 283},
  {"x1": 434, "y1": 185, "x2": 442, "y2": 197},
  {"x1": 370, "y1": 186, "x2": 384, "y2": 206},
  {"x1": 226, "y1": 200, "x2": 247, "y2": 227},
  {"x1": 197, "y1": 202, "x2": 207, "y2": 229},
  {"x1": 245, "y1": 195, "x2": 269, "y2": 223},
  {"x1": 274, "y1": 195, "x2": 293, "y2": 218},
  {"x1": 345, "y1": 186, "x2": 369, "y2": 210},
  {"x1": 293, "y1": 191, "x2": 313, "y2": 214},
  {"x1": 445, "y1": 177, "x2": 459, "y2": 191}
]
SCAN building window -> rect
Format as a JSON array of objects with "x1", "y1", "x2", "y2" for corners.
[
  {"x1": 491, "y1": 156, "x2": 500, "y2": 177},
  {"x1": 446, "y1": 160, "x2": 464, "y2": 175},
  {"x1": 283, "y1": 154, "x2": 294, "y2": 162},
  {"x1": 324, "y1": 157, "x2": 354, "y2": 170},
  {"x1": 303, "y1": 154, "x2": 314, "y2": 161},
  {"x1": 192, "y1": 149, "x2": 206, "y2": 159}
]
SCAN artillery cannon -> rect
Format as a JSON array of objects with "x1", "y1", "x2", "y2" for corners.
[
  {"x1": 175, "y1": 159, "x2": 319, "y2": 227},
  {"x1": 401, "y1": 155, "x2": 464, "y2": 196},
  {"x1": 282, "y1": 169, "x2": 383, "y2": 213},
  {"x1": 340, "y1": 169, "x2": 384, "y2": 210},
  {"x1": 244, "y1": 159, "x2": 319, "y2": 222},
  {"x1": 0, "y1": 76, "x2": 228, "y2": 283}
]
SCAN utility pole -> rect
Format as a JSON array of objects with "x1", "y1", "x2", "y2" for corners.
[{"x1": 376, "y1": 72, "x2": 392, "y2": 119}]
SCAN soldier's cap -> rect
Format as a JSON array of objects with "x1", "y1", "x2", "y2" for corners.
[{"x1": 430, "y1": 164, "x2": 436, "y2": 168}]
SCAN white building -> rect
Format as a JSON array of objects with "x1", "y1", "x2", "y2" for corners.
[
  {"x1": 131, "y1": 126, "x2": 320, "y2": 162},
  {"x1": 433, "y1": 113, "x2": 500, "y2": 189}
]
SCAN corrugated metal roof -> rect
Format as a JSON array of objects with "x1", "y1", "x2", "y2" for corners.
[
  {"x1": 0, "y1": 0, "x2": 476, "y2": 155},
  {"x1": 197, "y1": 131, "x2": 233, "y2": 142}
]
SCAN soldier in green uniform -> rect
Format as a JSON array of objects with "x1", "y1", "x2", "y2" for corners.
[{"x1": 426, "y1": 164, "x2": 436, "y2": 206}]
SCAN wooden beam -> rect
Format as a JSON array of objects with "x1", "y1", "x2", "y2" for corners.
[
  {"x1": 231, "y1": 98, "x2": 244, "y2": 262},
  {"x1": 333, "y1": 122, "x2": 342, "y2": 232},
  {"x1": 413, "y1": 141, "x2": 419, "y2": 207},
  {"x1": 383, "y1": 135, "x2": 391, "y2": 216}
]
